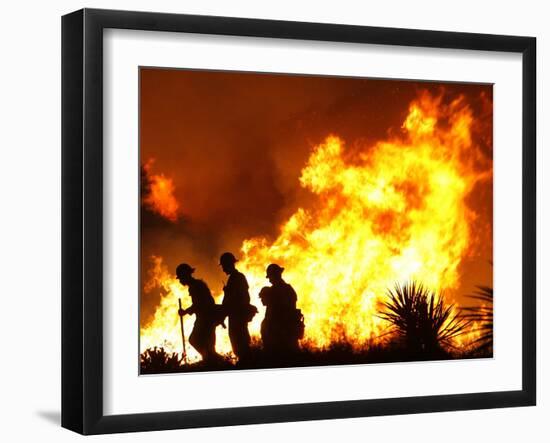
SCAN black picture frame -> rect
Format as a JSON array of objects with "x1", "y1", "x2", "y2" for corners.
[{"x1": 61, "y1": 8, "x2": 536, "y2": 435}]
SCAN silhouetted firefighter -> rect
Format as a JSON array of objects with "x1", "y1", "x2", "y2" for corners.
[
  {"x1": 220, "y1": 252, "x2": 257, "y2": 362},
  {"x1": 259, "y1": 264, "x2": 304, "y2": 356},
  {"x1": 176, "y1": 263, "x2": 222, "y2": 363}
]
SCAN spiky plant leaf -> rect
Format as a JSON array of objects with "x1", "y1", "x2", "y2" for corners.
[
  {"x1": 378, "y1": 281, "x2": 471, "y2": 354},
  {"x1": 461, "y1": 286, "x2": 493, "y2": 354}
]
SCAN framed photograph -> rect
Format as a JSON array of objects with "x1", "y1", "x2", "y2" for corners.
[{"x1": 61, "y1": 8, "x2": 536, "y2": 434}]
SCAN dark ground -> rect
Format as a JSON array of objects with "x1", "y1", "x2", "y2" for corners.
[{"x1": 140, "y1": 339, "x2": 491, "y2": 375}]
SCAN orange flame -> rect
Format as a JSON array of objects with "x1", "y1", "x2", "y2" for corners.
[
  {"x1": 140, "y1": 91, "x2": 491, "y2": 358},
  {"x1": 141, "y1": 256, "x2": 232, "y2": 363},
  {"x1": 143, "y1": 160, "x2": 180, "y2": 222}
]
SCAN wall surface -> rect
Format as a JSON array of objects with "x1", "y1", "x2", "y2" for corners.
[{"x1": 0, "y1": 1, "x2": 547, "y2": 441}]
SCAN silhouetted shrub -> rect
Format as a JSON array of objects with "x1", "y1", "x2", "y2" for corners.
[
  {"x1": 461, "y1": 286, "x2": 493, "y2": 356},
  {"x1": 378, "y1": 281, "x2": 470, "y2": 355},
  {"x1": 140, "y1": 347, "x2": 182, "y2": 373}
]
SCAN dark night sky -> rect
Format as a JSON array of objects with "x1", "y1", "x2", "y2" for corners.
[{"x1": 140, "y1": 68, "x2": 493, "y2": 325}]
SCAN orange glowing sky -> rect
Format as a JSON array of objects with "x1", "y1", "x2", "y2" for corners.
[{"x1": 139, "y1": 68, "x2": 493, "y2": 338}]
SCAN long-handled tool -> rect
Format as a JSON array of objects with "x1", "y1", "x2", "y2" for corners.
[{"x1": 178, "y1": 298, "x2": 188, "y2": 365}]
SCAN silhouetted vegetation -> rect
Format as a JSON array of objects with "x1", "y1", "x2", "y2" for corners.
[
  {"x1": 140, "y1": 347, "x2": 182, "y2": 373},
  {"x1": 140, "y1": 338, "x2": 469, "y2": 374},
  {"x1": 140, "y1": 281, "x2": 492, "y2": 375},
  {"x1": 461, "y1": 286, "x2": 493, "y2": 355},
  {"x1": 378, "y1": 281, "x2": 471, "y2": 356}
]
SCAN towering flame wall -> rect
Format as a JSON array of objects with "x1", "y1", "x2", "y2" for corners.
[{"x1": 140, "y1": 92, "x2": 492, "y2": 361}]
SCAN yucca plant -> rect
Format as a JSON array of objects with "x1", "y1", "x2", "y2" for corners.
[
  {"x1": 378, "y1": 281, "x2": 470, "y2": 355},
  {"x1": 461, "y1": 286, "x2": 493, "y2": 355}
]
